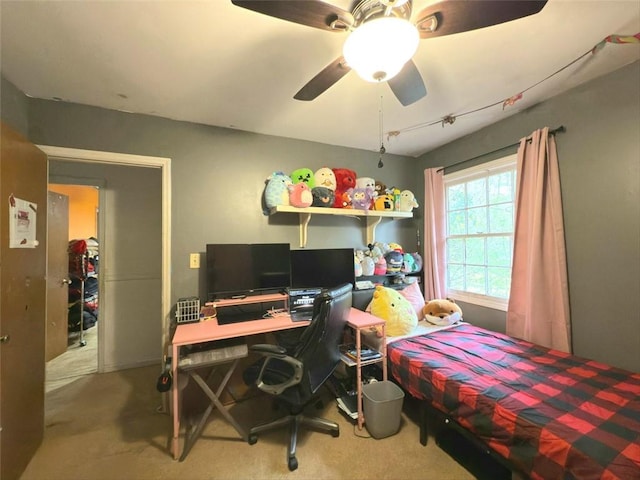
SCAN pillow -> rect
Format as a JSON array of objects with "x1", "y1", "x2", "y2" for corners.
[
  {"x1": 398, "y1": 281, "x2": 426, "y2": 320},
  {"x1": 369, "y1": 286, "x2": 418, "y2": 337}
]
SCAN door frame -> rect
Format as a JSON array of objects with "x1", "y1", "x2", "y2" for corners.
[{"x1": 39, "y1": 146, "x2": 172, "y2": 366}]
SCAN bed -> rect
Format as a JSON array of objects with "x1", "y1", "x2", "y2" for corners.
[{"x1": 386, "y1": 322, "x2": 640, "y2": 479}]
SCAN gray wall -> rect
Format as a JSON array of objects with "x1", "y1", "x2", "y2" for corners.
[
  {"x1": 24, "y1": 96, "x2": 422, "y2": 303},
  {"x1": 1, "y1": 75, "x2": 28, "y2": 135},
  {"x1": 417, "y1": 61, "x2": 640, "y2": 372}
]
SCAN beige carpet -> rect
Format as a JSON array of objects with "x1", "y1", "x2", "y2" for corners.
[
  {"x1": 46, "y1": 325, "x2": 98, "y2": 393},
  {"x1": 22, "y1": 365, "x2": 477, "y2": 480}
]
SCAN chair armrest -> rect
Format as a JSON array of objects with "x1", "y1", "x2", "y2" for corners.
[
  {"x1": 251, "y1": 347, "x2": 304, "y2": 396},
  {"x1": 249, "y1": 344, "x2": 287, "y2": 356}
]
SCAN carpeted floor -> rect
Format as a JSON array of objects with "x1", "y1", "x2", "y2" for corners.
[{"x1": 22, "y1": 365, "x2": 482, "y2": 480}]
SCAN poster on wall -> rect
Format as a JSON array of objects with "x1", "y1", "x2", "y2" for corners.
[{"x1": 9, "y1": 194, "x2": 39, "y2": 248}]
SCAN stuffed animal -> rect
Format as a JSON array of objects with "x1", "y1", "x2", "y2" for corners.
[
  {"x1": 370, "y1": 286, "x2": 418, "y2": 336},
  {"x1": 349, "y1": 186, "x2": 375, "y2": 210},
  {"x1": 354, "y1": 252, "x2": 363, "y2": 277},
  {"x1": 311, "y1": 186, "x2": 335, "y2": 207},
  {"x1": 375, "y1": 180, "x2": 387, "y2": 197},
  {"x1": 339, "y1": 189, "x2": 353, "y2": 208},
  {"x1": 384, "y1": 250, "x2": 404, "y2": 273},
  {"x1": 356, "y1": 176, "x2": 376, "y2": 190},
  {"x1": 291, "y1": 167, "x2": 315, "y2": 188},
  {"x1": 314, "y1": 167, "x2": 336, "y2": 191},
  {"x1": 288, "y1": 182, "x2": 313, "y2": 208},
  {"x1": 264, "y1": 171, "x2": 292, "y2": 210},
  {"x1": 374, "y1": 255, "x2": 387, "y2": 275},
  {"x1": 423, "y1": 298, "x2": 463, "y2": 326},
  {"x1": 374, "y1": 194, "x2": 395, "y2": 211},
  {"x1": 361, "y1": 255, "x2": 375, "y2": 276},
  {"x1": 332, "y1": 168, "x2": 357, "y2": 208},
  {"x1": 402, "y1": 253, "x2": 416, "y2": 273},
  {"x1": 397, "y1": 190, "x2": 419, "y2": 212}
]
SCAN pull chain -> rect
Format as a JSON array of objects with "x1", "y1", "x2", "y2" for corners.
[{"x1": 378, "y1": 94, "x2": 385, "y2": 168}]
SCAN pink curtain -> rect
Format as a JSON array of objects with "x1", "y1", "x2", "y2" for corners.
[
  {"x1": 507, "y1": 127, "x2": 572, "y2": 352},
  {"x1": 423, "y1": 168, "x2": 446, "y2": 300}
]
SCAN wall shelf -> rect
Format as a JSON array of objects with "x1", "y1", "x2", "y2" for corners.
[{"x1": 269, "y1": 205, "x2": 413, "y2": 248}]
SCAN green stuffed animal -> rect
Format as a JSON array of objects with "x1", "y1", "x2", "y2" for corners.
[{"x1": 291, "y1": 168, "x2": 315, "y2": 189}]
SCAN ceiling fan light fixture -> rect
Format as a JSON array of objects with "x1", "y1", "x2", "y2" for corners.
[{"x1": 343, "y1": 16, "x2": 419, "y2": 83}]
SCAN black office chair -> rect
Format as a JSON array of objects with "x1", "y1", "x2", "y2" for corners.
[{"x1": 243, "y1": 283, "x2": 353, "y2": 471}]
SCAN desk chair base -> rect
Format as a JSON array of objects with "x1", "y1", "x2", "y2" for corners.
[{"x1": 248, "y1": 412, "x2": 340, "y2": 471}]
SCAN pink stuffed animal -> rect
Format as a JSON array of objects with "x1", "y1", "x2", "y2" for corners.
[{"x1": 288, "y1": 182, "x2": 313, "y2": 208}]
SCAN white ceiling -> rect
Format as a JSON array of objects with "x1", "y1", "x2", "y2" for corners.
[{"x1": 1, "y1": 0, "x2": 639, "y2": 157}]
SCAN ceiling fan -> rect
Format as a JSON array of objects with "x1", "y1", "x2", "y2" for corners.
[{"x1": 231, "y1": 0, "x2": 548, "y2": 106}]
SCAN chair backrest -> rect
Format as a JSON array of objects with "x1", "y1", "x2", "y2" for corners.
[{"x1": 294, "y1": 283, "x2": 353, "y2": 396}]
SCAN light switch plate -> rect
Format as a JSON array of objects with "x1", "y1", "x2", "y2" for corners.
[{"x1": 189, "y1": 253, "x2": 200, "y2": 269}]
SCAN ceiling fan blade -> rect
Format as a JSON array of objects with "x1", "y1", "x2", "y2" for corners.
[
  {"x1": 415, "y1": 0, "x2": 547, "y2": 39},
  {"x1": 388, "y1": 60, "x2": 427, "y2": 106},
  {"x1": 294, "y1": 56, "x2": 351, "y2": 101},
  {"x1": 231, "y1": 0, "x2": 354, "y2": 31}
]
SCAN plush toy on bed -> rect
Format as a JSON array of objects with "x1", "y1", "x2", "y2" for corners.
[
  {"x1": 423, "y1": 298, "x2": 463, "y2": 326},
  {"x1": 370, "y1": 285, "x2": 418, "y2": 337}
]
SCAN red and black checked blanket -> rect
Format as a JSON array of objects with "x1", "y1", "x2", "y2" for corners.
[{"x1": 387, "y1": 323, "x2": 640, "y2": 480}]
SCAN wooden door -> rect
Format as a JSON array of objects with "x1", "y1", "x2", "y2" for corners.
[
  {"x1": 0, "y1": 122, "x2": 48, "y2": 480},
  {"x1": 46, "y1": 191, "x2": 69, "y2": 361}
]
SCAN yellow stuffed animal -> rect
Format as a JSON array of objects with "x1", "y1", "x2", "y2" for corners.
[
  {"x1": 370, "y1": 286, "x2": 418, "y2": 336},
  {"x1": 423, "y1": 298, "x2": 463, "y2": 326}
]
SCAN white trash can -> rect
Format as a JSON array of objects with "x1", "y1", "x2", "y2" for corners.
[{"x1": 363, "y1": 380, "x2": 404, "y2": 439}]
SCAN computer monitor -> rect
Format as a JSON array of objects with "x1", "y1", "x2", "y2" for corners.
[
  {"x1": 290, "y1": 248, "x2": 355, "y2": 289},
  {"x1": 206, "y1": 243, "x2": 291, "y2": 300}
]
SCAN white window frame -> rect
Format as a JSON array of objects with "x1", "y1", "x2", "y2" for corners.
[{"x1": 444, "y1": 154, "x2": 517, "y2": 311}]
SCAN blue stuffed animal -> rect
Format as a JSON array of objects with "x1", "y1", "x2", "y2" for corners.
[{"x1": 264, "y1": 171, "x2": 292, "y2": 213}]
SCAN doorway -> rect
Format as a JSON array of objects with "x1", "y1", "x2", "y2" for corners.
[
  {"x1": 46, "y1": 184, "x2": 100, "y2": 392},
  {"x1": 41, "y1": 145, "x2": 172, "y2": 376}
]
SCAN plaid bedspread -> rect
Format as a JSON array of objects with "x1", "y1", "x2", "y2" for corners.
[{"x1": 387, "y1": 324, "x2": 640, "y2": 480}]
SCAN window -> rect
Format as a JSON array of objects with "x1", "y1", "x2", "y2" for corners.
[{"x1": 444, "y1": 155, "x2": 517, "y2": 310}]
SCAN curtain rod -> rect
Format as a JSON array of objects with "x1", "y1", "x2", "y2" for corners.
[{"x1": 437, "y1": 125, "x2": 566, "y2": 173}]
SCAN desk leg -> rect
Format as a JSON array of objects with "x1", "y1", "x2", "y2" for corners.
[
  {"x1": 179, "y1": 358, "x2": 248, "y2": 461},
  {"x1": 171, "y1": 344, "x2": 180, "y2": 460},
  {"x1": 192, "y1": 359, "x2": 247, "y2": 440}
]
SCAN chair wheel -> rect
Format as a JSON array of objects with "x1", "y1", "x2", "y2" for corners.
[
  {"x1": 248, "y1": 434, "x2": 258, "y2": 445},
  {"x1": 331, "y1": 429, "x2": 340, "y2": 438},
  {"x1": 288, "y1": 456, "x2": 298, "y2": 471}
]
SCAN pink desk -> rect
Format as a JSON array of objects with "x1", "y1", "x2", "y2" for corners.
[{"x1": 170, "y1": 306, "x2": 309, "y2": 460}]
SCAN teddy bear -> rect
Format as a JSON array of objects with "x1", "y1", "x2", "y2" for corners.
[
  {"x1": 331, "y1": 167, "x2": 357, "y2": 208},
  {"x1": 423, "y1": 298, "x2": 463, "y2": 326}
]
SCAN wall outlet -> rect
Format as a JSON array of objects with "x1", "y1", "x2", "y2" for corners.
[{"x1": 189, "y1": 253, "x2": 200, "y2": 269}]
